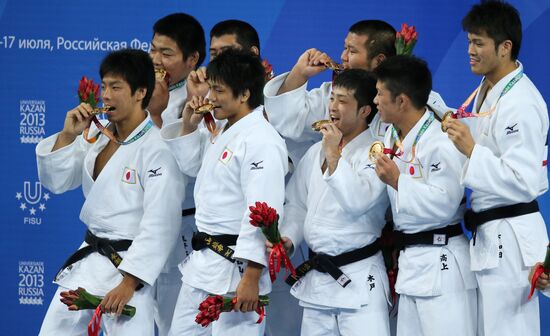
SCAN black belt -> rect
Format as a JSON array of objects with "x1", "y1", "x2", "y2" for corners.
[
  {"x1": 285, "y1": 239, "x2": 380, "y2": 288},
  {"x1": 191, "y1": 231, "x2": 238, "y2": 262},
  {"x1": 55, "y1": 230, "x2": 132, "y2": 282},
  {"x1": 465, "y1": 200, "x2": 539, "y2": 245},
  {"x1": 182, "y1": 208, "x2": 196, "y2": 217},
  {"x1": 394, "y1": 223, "x2": 463, "y2": 250}
]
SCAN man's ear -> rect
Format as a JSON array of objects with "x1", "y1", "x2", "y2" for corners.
[
  {"x1": 358, "y1": 105, "x2": 372, "y2": 120},
  {"x1": 498, "y1": 40, "x2": 513, "y2": 59},
  {"x1": 370, "y1": 53, "x2": 387, "y2": 69},
  {"x1": 135, "y1": 87, "x2": 147, "y2": 102},
  {"x1": 240, "y1": 89, "x2": 250, "y2": 104},
  {"x1": 186, "y1": 51, "x2": 200, "y2": 69},
  {"x1": 250, "y1": 46, "x2": 260, "y2": 56}
]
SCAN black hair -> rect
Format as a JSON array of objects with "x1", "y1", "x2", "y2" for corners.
[
  {"x1": 210, "y1": 20, "x2": 260, "y2": 54},
  {"x1": 462, "y1": 1, "x2": 522, "y2": 60},
  {"x1": 349, "y1": 20, "x2": 396, "y2": 61},
  {"x1": 153, "y1": 13, "x2": 206, "y2": 68},
  {"x1": 206, "y1": 49, "x2": 264, "y2": 109},
  {"x1": 373, "y1": 55, "x2": 431, "y2": 109},
  {"x1": 99, "y1": 49, "x2": 155, "y2": 109},
  {"x1": 333, "y1": 69, "x2": 378, "y2": 125}
]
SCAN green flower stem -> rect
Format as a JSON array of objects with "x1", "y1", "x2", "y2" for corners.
[{"x1": 76, "y1": 288, "x2": 136, "y2": 317}]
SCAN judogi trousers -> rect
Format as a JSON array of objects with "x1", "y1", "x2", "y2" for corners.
[
  {"x1": 168, "y1": 282, "x2": 265, "y2": 336},
  {"x1": 265, "y1": 242, "x2": 306, "y2": 336},
  {"x1": 475, "y1": 221, "x2": 540, "y2": 336},
  {"x1": 154, "y1": 215, "x2": 195, "y2": 336},
  {"x1": 300, "y1": 268, "x2": 390, "y2": 336},
  {"x1": 39, "y1": 285, "x2": 155, "y2": 336},
  {"x1": 396, "y1": 249, "x2": 477, "y2": 336}
]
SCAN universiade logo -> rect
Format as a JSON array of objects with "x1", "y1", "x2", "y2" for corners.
[
  {"x1": 19, "y1": 99, "x2": 46, "y2": 144},
  {"x1": 16, "y1": 181, "x2": 50, "y2": 225},
  {"x1": 18, "y1": 261, "x2": 45, "y2": 305}
]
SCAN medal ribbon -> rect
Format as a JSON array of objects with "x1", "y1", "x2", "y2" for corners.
[
  {"x1": 168, "y1": 79, "x2": 186, "y2": 92},
  {"x1": 451, "y1": 71, "x2": 523, "y2": 120},
  {"x1": 389, "y1": 111, "x2": 435, "y2": 163},
  {"x1": 84, "y1": 117, "x2": 153, "y2": 145},
  {"x1": 201, "y1": 112, "x2": 221, "y2": 143},
  {"x1": 87, "y1": 306, "x2": 103, "y2": 336}
]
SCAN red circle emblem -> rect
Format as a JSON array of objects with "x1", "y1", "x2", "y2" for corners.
[
  {"x1": 409, "y1": 166, "x2": 415, "y2": 175},
  {"x1": 222, "y1": 151, "x2": 228, "y2": 159},
  {"x1": 126, "y1": 171, "x2": 131, "y2": 180}
]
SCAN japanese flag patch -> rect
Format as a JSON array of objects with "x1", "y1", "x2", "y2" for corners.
[
  {"x1": 122, "y1": 167, "x2": 137, "y2": 184},
  {"x1": 408, "y1": 163, "x2": 423, "y2": 179},
  {"x1": 219, "y1": 148, "x2": 233, "y2": 165}
]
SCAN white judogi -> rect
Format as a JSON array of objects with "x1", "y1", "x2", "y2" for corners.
[
  {"x1": 161, "y1": 107, "x2": 288, "y2": 336},
  {"x1": 264, "y1": 72, "x2": 449, "y2": 336},
  {"x1": 36, "y1": 115, "x2": 185, "y2": 336},
  {"x1": 383, "y1": 110, "x2": 477, "y2": 336},
  {"x1": 161, "y1": 81, "x2": 187, "y2": 125},
  {"x1": 155, "y1": 80, "x2": 197, "y2": 336},
  {"x1": 282, "y1": 129, "x2": 391, "y2": 336},
  {"x1": 461, "y1": 62, "x2": 549, "y2": 336}
]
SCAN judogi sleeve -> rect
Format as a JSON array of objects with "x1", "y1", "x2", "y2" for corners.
[
  {"x1": 35, "y1": 133, "x2": 90, "y2": 193},
  {"x1": 462, "y1": 100, "x2": 548, "y2": 203},
  {"x1": 264, "y1": 71, "x2": 330, "y2": 142},
  {"x1": 427, "y1": 90, "x2": 452, "y2": 119},
  {"x1": 395, "y1": 139, "x2": 464, "y2": 223},
  {"x1": 323, "y1": 153, "x2": 386, "y2": 217},
  {"x1": 233, "y1": 137, "x2": 288, "y2": 267},
  {"x1": 117, "y1": 142, "x2": 185, "y2": 286},
  {"x1": 161, "y1": 120, "x2": 208, "y2": 177},
  {"x1": 281, "y1": 148, "x2": 315, "y2": 250}
]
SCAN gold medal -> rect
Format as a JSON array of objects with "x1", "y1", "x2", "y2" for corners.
[
  {"x1": 91, "y1": 106, "x2": 114, "y2": 115},
  {"x1": 311, "y1": 119, "x2": 331, "y2": 132},
  {"x1": 154, "y1": 68, "x2": 167, "y2": 81},
  {"x1": 194, "y1": 103, "x2": 215, "y2": 115},
  {"x1": 322, "y1": 60, "x2": 344, "y2": 73},
  {"x1": 368, "y1": 141, "x2": 385, "y2": 162},
  {"x1": 441, "y1": 110, "x2": 454, "y2": 132}
]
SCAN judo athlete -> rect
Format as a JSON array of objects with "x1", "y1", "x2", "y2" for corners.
[
  {"x1": 275, "y1": 69, "x2": 391, "y2": 336},
  {"x1": 446, "y1": 2, "x2": 549, "y2": 335},
  {"x1": 147, "y1": 12, "x2": 207, "y2": 336},
  {"x1": 373, "y1": 55, "x2": 477, "y2": 336},
  {"x1": 148, "y1": 13, "x2": 206, "y2": 128},
  {"x1": 161, "y1": 49, "x2": 288, "y2": 336},
  {"x1": 37, "y1": 49, "x2": 185, "y2": 335}
]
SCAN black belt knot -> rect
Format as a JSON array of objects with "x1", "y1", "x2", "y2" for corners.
[
  {"x1": 286, "y1": 239, "x2": 380, "y2": 288},
  {"x1": 55, "y1": 230, "x2": 140, "y2": 289}
]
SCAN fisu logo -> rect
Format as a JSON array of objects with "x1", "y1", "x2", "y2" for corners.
[{"x1": 16, "y1": 181, "x2": 50, "y2": 225}]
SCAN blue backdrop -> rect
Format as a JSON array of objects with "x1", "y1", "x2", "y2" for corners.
[{"x1": 0, "y1": 0, "x2": 548, "y2": 334}]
